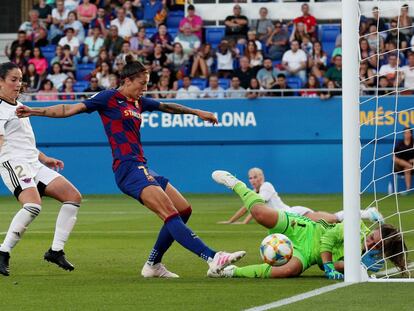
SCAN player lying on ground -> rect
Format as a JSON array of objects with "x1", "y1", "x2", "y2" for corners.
[
  {"x1": 209, "y1": 170, "x2": 408, "y2": 279},
  {"x1": 16, "y1": 57, "x2": 245, "y2": 278},
  {"x1": 219, "y1": 167, "x2": 383, "y2": 225},
  {"x1": 0, "y1": 62, "x2": 82, "y2": 276}
]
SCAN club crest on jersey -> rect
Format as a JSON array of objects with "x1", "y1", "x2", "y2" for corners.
[
  {"x1": 22, "y1": 178, "x2": 32, "y2": 183},
  {"x1": 123, "y1": 109, "x2": 141, "y2": 120}
]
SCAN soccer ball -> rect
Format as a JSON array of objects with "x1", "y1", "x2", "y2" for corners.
[{"x1": 259, "y1": 233, "x2": 293, "y2": 266}]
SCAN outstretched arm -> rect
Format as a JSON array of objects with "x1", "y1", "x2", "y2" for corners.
[
  {"x1": 38, "y1": 151, "x2": 64, "y2": 171},
  {"x1": 217, "y1": 206, "x2": 248, "y2": 224},
  {"x1": 16, "y1": 103, "x2": 87, "y2": 118},
  {"x1": 159, "y1": 102, "x2": 218, "y2": 124}
]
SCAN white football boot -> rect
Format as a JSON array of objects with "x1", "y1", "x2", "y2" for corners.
[
  {"x1": 141, "y1": 262, "x2": 179, "y2": 278},
  {"x1": 211, "y1": 170, "x2": 245, "y2": 190}
]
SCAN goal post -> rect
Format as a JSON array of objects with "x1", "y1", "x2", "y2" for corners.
[{"x1": 342, "y1": 0, "x2": 362, "y2": 283}]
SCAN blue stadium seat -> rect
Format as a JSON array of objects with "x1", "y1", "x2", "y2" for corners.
[
  {"x1": 76, "y1": 63, "x2": 95, "y2": 81},
  {"x1": 191, "y1": 78, "x2": 207, "y2": 90},
  {"x1": 73, "y1": 81, "x2": 89, "y2": 92},
  {"x1": 218, "y1": 78, "x2": 231, "y2": 90},
  {"x1": 166, "y1": 11, "x2": 184, "y2": 28},
  {"x1": 145, "y1": 27, "x2": 157, "y2": 39},
  {"x1": 205, "y1": 27, "x2": 225, "y2": 49},
  {"x1": 40, "y1": 45, "x2": 57, "y2": 64},
  {"x1": 168, "y1": 28, "x2": 178, "y2": 39},
  {"x1": 319, "y1": 24, "x2": 341, "y2": 58},
  {"x1": 287, "y1": 76, "x2": 302, "y2": 91}
]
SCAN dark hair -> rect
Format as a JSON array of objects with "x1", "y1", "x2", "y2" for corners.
[
  {"x1": 119, "y1": 56, "x2": 148, "y2": 84},
  {"x1": 40, "y1": 79, "x2": 54, "y2": 89},
  {"x1": 0, "y1": 62, "x2": 19, "y2": 80},
  {"x1": 277, "y1": 73, "x2": 286, "y2": 79},
  {"x1": 380, "y1": 224, "x2": 409, "y2": 275}
]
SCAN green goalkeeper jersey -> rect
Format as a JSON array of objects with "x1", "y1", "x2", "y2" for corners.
[{"x1": 269, "y1": 211, "x2": 371, "y2": 271}]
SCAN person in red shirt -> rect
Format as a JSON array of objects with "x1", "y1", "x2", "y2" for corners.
[{"x1": 293, "y1": 3, "x2": 317, "y2": 40}]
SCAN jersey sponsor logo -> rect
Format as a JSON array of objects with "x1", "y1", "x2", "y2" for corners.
[
  {"x1": 123, "y1": 109, "x2": 142, "y2": 120},
  {"x1": 117, "y1": 99, "x2": 124, "y2": 104},
  {"x1": 21, "y1": 177, "x2": 32, "y2": 183}
]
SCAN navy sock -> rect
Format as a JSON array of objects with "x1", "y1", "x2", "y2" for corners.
[
  {"x1": 147, "y1": 207, "x2": 192, "y2": 265},
  {"x1": 163, "y1": 214, "x2": 216, "y2": 261}
]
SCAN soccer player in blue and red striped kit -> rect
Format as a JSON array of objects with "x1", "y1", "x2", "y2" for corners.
[{"x1": 16, "y1": 56, "x2": 246, "y2": 277}]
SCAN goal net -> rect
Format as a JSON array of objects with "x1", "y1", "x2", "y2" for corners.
[{"x1": 358, "y1": 1, "x2": 414, "y2": 280}]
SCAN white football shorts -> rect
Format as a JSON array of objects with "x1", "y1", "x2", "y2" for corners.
[{"x1": 290, "y1": 205, "x2": 314, "y2": 216}]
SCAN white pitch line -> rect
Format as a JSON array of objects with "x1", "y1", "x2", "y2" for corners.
[
  {"x1": 244, "y1": 282, "x2": 351, "y2": 311},
  {"x1": 0, "y1": 230, "x2": 266, "y2": 235}
]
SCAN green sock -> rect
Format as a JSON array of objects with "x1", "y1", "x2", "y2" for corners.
[
  {"x1": 233, "y1": 264, "x2": 272, "y2": 278},
  {"x1": 233, "y1": 182, "x2": 265, "y2": 212}
]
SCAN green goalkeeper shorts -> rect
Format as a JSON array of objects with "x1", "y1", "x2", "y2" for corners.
[{"x1": 268, "y1": 210, "x2": 318, "y2": 271}]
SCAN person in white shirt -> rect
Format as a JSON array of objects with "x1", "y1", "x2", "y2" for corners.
[
  {"x1": 0, "y1": 62, "x2": 82, "y2": 276},
  {"x1": 49, "y1": 0, "x2": 70, "y2": 43},
  {"x1": 226, "y1": 76, "x2": 246, "y2": 98},
  {"x1": 58, "y1": 27, "x2": 80, "y2": 57},
  {"x1": 218, "y1": 167, "x2": 383, "y2": 224},
  {"x1": 202, "y1": 74, "x2": 225, "y2": 98},
  {"x1": 282, "y1": 40, "x2": 307, "y2": 83},
  {"x1": 176, "y1": 76, "x2": 201, "y2": 99},
  {"x1": 110, "y1": 7, "x2": 138, "y2": 40},
  {"x1": 379, "y1": 53, "x2": 400, "y2": 86},
  {"x1": 82, "y1": 26, "x2": 104, "y2": 63},
  {"x1": 400, "y1": 53, "x2": 414, "y2": 92}
]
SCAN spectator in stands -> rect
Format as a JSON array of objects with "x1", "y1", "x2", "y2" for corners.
[
  {"x1": 96, "y1": 61, "x2": 112, "y2": 89},
  {"x1": 179, "y1": 4, "x2": 203, "y2": 41},
  {"x1": 108, "y1": 73, "x2": 119, "y2": 89},
  {"x1": 90, "y1": 7, "x2": 111, "y2": 37},
  {"x1": 369, "y1": 6, "x2": 387, "y2": 33},
  {"x1": 300, "y1": 34, "x2": 313, "y2": 56},
  {"x1": 110, "y1": 7, "x2": 138, "y2": 40},
  {"x1": 5, "y1": 31, "x2": 33, "y2": 60},
  {"x1": 377, "y1": 76, "x2": 392, "y2": 96},
  {"x1": 379, "y1": 53, "x2": 399, "y2": 86},
  {"x1": 104, "y1": 25, "x2": 125, "y2": 61},
  {"x1": 176, "y1": 76, "x2": 200, "y2": 99},
  {"x1": 226, "y1": 76, "x2": 245, "y2": 99},
  {"x1": 10, "y1": 46, "x2": 28, "y2": 75},
  {"x1": 153, "y1": 76, "x2": 175, "y2": 99},
  {"x1": 245, "y1": 40, "x2": 263, "y2": 74},
  {"x1": 224, "y1": 4, "x2": 249, "y2": 44},
  {"x1": 393, "y1": 127, "x2": 414, "y2": 192},
  {"x1": 77, "y1": 0, "x2": 98, "y2": 29},
  {"x1": 282, "y1": 40, "x2": 307, "y2": 83},
  {"x1": 83, "y1": 77, "x2": 104, "y2": 93},
  {"x1": 324, "y1": 55, "x2": 342, "y2": 87},
  {"x1": 359, "y1": 61, "x2": 376, "y2": 95},
  {"x1": 58, "y1": 27, "x2": 80, "y2": 57},
  {"x1": 266, "y1": 21, "x2": 289, "y2": 61},
  {"x1": 300, "y1": 74, "x2": 320, "y2": 97},
  {"x1": 397, "y1": 4, "x2": 413, "y2": 37},
  {"x1": 123, "y1": 1, "x2": 137, "y2": 21},
  {"x1": 360, "y1": 38, "x2": 377, "y2": 69},
  {"x1": 292, "y1": 3, "x2": 317, "y2": 40},
  {"x1": 36, "y1": 79, "x2": 59, "y2": 101},
  {"x1": 151, "y1": 24, "x2": 174, "y2": 53},
  {"x1": 113, "y1": 58, "x2": 126, "y2": 77},
  {"x1": 49, "y1": 0, "x2": 70, "y2": 44},
  {"x1": 216, "y1": 40, "x2": 236, "y2": 78},
  {"x1": 65, "y1": 0, "x2": 80, "y2": 12},
  {"x1": 246, "y1": 77, "x2": 263, "y2": 99},
  {"x1": 271, "y1": 73, "x2": 294, "y2": 97},
  {"x1": 385, "y1": 19, "x2": 408, "y2": 51},
  {"x1": 148, "y1": 43, "x2": 168, "y2": 75},
  {"x1": 82, "y1": 26, "x2": 104, "y2": 63},
  {"x1": 174, "y1": 23, "x2": 201, "y2": 58},
  {"x1": 400, "y1": 53, "x2": 414, "y2": 94},
  {"x1": 366, "y1": 24, "x2": 384, "y2": 54},
  {"x1": 249, "y1": 7, "x2": 273, "y2": 41},
  {"x1": 50, "y1": 45, "x2": 64, "y2": 67},
  {"x1": 130, "y1": 27, "x2": 154, "y2": 61},
  {"x1": 256, "y1": 58, "x2": 279, "y2": 90},
  {"x1": 234, "y1": 56, "x2": 255, "y2": 89},
  {"x1": 59, "y1": 77, "x2": 77, "y2": 100},
  {"x1": 319, "y1": 80, "x2": 340, "y2": 100},
  {"x1": 289, "y1": 22, "x2": 307, "y2": 45},
  {"x1": 60, "y1": 44, "x2": 76, "y2": 78},
  {"x1": 47, "y1": 62, "x2": 68, "y2": 91},
  {"x1": 166, "y1": 42, "x2": 189, "y2": 79},
  {"x1": 247, "y1": 30, "x2": 262, "y2": 52},
  {"x1": 113, "y1": 41, "x2": 138, "y2": 70},
  {"x1": 33, "y1": 0, "x2": 52, "y2": 26},
  {"x1": 95, "y1": 49, "x2": 110, "y2": 68},
  {"x1": 23, "y1": 63, "x2": 42, "y2": 92},
  {"x1": 139, "y1": 0, "x2": 164, "y2": 28},
  {"x1": 65, "y1": 11, "x2": 85, "y2": 44},
  {"x1": 190, "y1": 43, "x2": 214, "y2": 79},
  {"x1": 34, "y1": 26, "x2": 49, "y2": 48},
  {"x1": 28, "y1": 46, "x2": 48, "y2": 77},
  {"x1": 19, "y1": 9, "x2": 45, "y2": 42},
  {"x1": 158, "y1": 66, "x2": 178, "y2": 90},
  {"x1": 202, "y1": 74, "x2": 225, "y2": 99}
]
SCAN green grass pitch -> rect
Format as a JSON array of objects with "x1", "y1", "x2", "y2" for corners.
[{"x1": 0, "y1": 194, "x2": 413, "y2": 311}]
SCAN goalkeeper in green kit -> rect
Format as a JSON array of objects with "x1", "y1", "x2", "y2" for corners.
[{"x1": 209, "y1": 170, "x2": 408, "y2": 279}]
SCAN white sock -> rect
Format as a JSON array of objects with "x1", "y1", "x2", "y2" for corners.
[
  {"x1": 51, "y1": 202, "x2": 79, "y2": 251},
  {"x1": 334, "y1": 211, "x2": 344, "y2": 222},
  {"x1": 0, "y1": 203, "x2": 41, "y2": 253}
]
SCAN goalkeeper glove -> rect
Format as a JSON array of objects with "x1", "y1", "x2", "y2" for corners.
[
  {"x1": 323, "y1": 262, "x2": 344, "y2": 280},
  {"x1": 361, "y1": 250, "x2": 385, "y2": 272}
]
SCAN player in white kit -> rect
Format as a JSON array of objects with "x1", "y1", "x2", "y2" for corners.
[
  {"x1": 218, "y1": 167, "x2": 383, "y2": 224},
  {"x1": 0, "y1": 62, "x2": 82, "y2": 276}
]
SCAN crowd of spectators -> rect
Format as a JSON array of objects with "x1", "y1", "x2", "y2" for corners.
[{"x1": 6, "y1": 0, "x2": 414, "y2": 100}]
